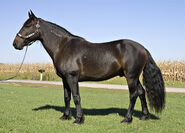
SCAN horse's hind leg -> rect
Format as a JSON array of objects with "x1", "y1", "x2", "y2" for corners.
[
  {"x1": 121, "y1": 77, "x2": 139, "y2": 123},
  {"x1": 138, "y1": 81, "x2": 150, "y2": 120}
]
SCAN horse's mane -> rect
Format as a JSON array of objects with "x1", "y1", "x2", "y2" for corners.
[{"x1": 42, "y1": 19, "x2": 85, "y2": 40}]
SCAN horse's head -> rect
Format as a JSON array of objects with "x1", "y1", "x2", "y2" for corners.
[{"x1": 13, "y1": 10, "x2": 40, "y2": 50}]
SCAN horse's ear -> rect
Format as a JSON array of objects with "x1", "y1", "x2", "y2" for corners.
[
  {"x1": 28, "y1": 10, "x2": 37, "y2": 19},
  {"x1": 28, "y1": 11, "x2": 32, "y2": 18}
]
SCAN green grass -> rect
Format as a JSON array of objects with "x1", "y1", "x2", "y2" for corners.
[{"x1": 0, "y1": 83, "x2": 185, "y2": 133}]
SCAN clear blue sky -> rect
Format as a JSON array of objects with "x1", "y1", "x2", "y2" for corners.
[{"x1": 0, "y1": 0, "x2": 184, "y2": 63}]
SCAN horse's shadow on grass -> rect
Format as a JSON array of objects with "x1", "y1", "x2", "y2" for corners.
[{"x1": 32, "y1": 104, "x2": 159, "y2": 120}]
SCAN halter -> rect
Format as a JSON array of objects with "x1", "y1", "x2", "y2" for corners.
[
  {"x1": 17, "y1": 20, "x2": 40, "y2": 40},
  {"x1": 0, "y1": 21, "x2": 40, "y2": 81}
]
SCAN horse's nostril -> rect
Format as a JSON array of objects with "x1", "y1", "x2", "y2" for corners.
[{"x1": 13, "y1": 42, "x2": 16, "y2": 47}]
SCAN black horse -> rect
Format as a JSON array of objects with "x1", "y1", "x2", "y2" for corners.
[{"x1": 13, "y1": 11, "x2": 165, "y2": 124}]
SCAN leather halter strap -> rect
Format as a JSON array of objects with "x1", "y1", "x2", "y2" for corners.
[{"x1": 17, "y1": 20, "x2": 40, "y2": 39}]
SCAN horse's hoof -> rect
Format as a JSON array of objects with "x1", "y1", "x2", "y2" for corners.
[
  {"x1": 72, "y1": 116, "x2": 85, "y2": 125},
  {"x1": 121, "y1": 117, "x2": 132, "y2": 124},
  {"x1": 59, "y1": 114, "x2": 72, "y2": 120},
  {"x1": 140, "y1": 114, "x2": 150, "y2": 121}
]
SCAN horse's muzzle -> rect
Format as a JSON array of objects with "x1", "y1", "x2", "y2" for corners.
[
  {"x1": 13, "y1": 37, "x2": 24, "y2": 50},
  {"x1": 13, "y1": 42, "x2": 24, "y2": 50}
]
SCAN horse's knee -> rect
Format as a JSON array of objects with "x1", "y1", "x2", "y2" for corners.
[
  {"x1": 65, "y1": 96, "x2": 71, "y2": 103},
  {"x1": 73, "y1": 95, "x2": 81, "y2": 105}
]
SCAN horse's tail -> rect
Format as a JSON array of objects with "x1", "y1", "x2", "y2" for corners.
[{"x1": 143, "y1": 52, "x2": 165, "y2": 113}]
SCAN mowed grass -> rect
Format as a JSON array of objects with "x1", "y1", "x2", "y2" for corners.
[{"x1": 0, "y1": 83, "x2": 185, "y2": 133}]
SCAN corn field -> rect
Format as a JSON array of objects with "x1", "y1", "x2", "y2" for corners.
[
  {"x1": 157, "y1": 61, "x2": 185, "y2": 82},
  {"x1": 0, "y1": 63, "x2": 58, "y2": 81},
  {"x1": 0, "y1": 63, "x2": 55, "y2": 73},
  {"x1": 0, "y1": 61, "x2": 184, "y2": 82}
]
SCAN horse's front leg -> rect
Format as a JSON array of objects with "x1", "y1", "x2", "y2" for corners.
[
  {"x1": 60, "y1": 78, "x2": 72, "y2": 120},
  {"x1": 66, "y1": 73, "x2": 84, "y2": 124}
]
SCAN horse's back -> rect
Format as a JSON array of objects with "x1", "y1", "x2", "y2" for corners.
[
  {"x1": 57, "y1": 38, "x2": 148, "y2": 81},
  {"x1": 87, "y1": 39, "x2": 148, "y2": 78}
]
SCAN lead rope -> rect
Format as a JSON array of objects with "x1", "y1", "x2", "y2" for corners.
[{"x1": 0, "y1": 45, "x2": 28, "y2": 81}]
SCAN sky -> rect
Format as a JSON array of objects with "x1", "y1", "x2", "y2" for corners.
[{"x1": 0, "y1": 0, "x2": 184, "y2": 63}]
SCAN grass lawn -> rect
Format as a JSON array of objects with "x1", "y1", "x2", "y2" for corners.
[{"x1": 0, "y1": 83, "x2": 185, "y2": 133}]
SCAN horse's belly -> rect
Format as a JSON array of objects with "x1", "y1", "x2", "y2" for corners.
[{"x1": 79, "y1": 60, "x2": 122, "y2": 81}]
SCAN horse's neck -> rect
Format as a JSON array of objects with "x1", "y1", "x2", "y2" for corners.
[{"x1": 39, "y1": 21, "x2": 67, "y2": 61}]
